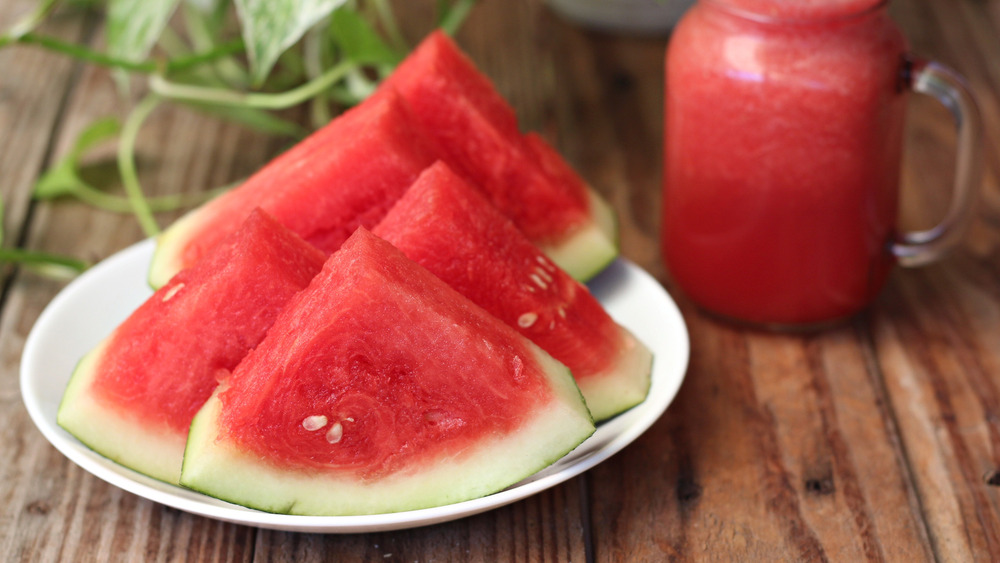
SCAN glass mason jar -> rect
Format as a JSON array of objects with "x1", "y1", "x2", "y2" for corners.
[{"x1": 662, "y1": 0, "x2": 981, "y2": 328}]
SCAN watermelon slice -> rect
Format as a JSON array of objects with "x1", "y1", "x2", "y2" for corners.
[
  {"x1": 151, "y1": 32, "x2": 617, "y2": 289},
  {"x1": 374, "y1": 162, "x2": 652, "y2": 421},
  {"x1": 148, "y1": 90, "x2": 439, "y2": 288},
  {"x1": 380, "y1": 31, "x2": 618, "y2": 281},
  {"x1": 180, "y1": 228, "x2": 595, "y2": 516},
  {"x1": 58, "y1": 210, "x2": 326, "y2": 483}
]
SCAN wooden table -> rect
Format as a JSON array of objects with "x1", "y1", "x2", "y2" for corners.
[{"x1": 2, "y1": 0, "x2": 998, "y2": 560}]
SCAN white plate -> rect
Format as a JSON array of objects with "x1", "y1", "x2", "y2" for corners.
[{"x1": 20, "y1": 239, "x2": 689, "y2": 533}]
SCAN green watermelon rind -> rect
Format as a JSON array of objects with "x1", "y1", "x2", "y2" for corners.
[
  {"x1": 179, "y1": 346, "x2": 595, "y2": 516},
  {"x1": 57, "y1": 339, "x2": 186, "y2": 484},
  {"x1": 150, "y1": 183, "x2": 618, "y2": 290},
  {"x1": 148, "y1": 207, "x2": 210, "y2": 289},
  {"x1": 543, "y1": 187, "x2": 619, "y2": 283},
  {"x1": 579, "y1": 324, "x2": 654, "y2": 422}
]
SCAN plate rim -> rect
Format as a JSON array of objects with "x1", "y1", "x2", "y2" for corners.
[{"x1": 19, "y1": 238, "x2": 689, "y2": 533}]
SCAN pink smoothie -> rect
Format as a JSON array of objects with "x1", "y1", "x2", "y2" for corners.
[{"x1": 662, "y1": 0, "x2": 909, "y2": 326}]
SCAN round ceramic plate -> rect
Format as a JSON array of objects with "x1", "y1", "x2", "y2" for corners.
[{"x1": 20, "y1": 239, "x2": 689, "y2": 533}]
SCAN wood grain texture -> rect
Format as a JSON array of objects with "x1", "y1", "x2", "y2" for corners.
[
  {"x1": 0, "y1": 2, "x2": 91, "y2": 282},
  {"x1": 1, "y1": 0, "x2": 1000, "y2": 561},
  {"x1": 875, "y1": 1, "x2": 1000, "y2": 561},
  {"x1": 0, "y1": 10, "x2": 289, "y2": 562}
]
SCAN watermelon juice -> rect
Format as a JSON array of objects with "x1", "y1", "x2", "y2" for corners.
[{"x1": 662, "y1": 0, "x2": 910, "y2": 326}]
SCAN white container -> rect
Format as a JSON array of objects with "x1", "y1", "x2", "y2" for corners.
[{"x1": 545, "y1": 0, "x2": 694, "y2": 34}]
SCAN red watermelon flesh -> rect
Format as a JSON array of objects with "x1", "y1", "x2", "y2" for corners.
[
  {"x1": 180, "y1": 228, "x2": 594, "y2": 515},
  {"x1": 523, "y1": 132, "x2": 588, "y2": 198},
  {"x1": 381, "y1": 32, "x2": 586, "y2": 241},
  {"x1": 148, "y1": 90, "x2": 439, "y2": 288},
  {"x1": 374, "y1": 162, "x2": 651, "y2": 421},
  {"x1": 380, "y1": 31, "x2": 618, "y2": 280},
  {"x1": 57, "y1": 210, "x2": 326, "y2": 483},
  {"x1": 385, "y1": 31, "x2": 522, "y2": 141}
]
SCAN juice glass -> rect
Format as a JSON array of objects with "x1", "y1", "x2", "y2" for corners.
[{"x1": 662, "y1": 0, "x2": 981, "y2": 327}]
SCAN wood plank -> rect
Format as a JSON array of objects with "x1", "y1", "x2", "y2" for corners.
[
  {"x1": 0, "y1": 3, "x2": 100, "y2": 561},
  {"x1": 0, "y1": 24, "x2": 282, "y2": 560},
  {"x1": 0, "y1": 2, "x2": 91, "y2": 268},
  {"x1": 587, "y1": 314, "x2": 935, "y2": 561},
  {"x1": 872, "y1": 0, "x2": 1000, "y2": 561},
  {"x1": 252, "y1": 480, "x2": 588, "y2": 562}
]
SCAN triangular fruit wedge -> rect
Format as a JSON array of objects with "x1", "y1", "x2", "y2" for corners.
[
  {"x1": 148, "y1": 90, "x2": 439, "y2": 289},
  {"x1": 58, "y1": 210, "x2": 326, "y2": 483},
  {"x1": 374, "y1": 162, "x2": 652, "y2": 421},
  {"x1": 180, "y1": 228, "x2": 595, "y2": 516},
  {"x1": 380, "y1": 31, "x2": 618, "y2": 281}
]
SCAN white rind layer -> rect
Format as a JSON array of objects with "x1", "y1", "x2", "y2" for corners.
[
  {"x1": 540, "y1": 187, "x2": 619, "y2": 282},
  {"x1": 153, "y1": 183, "x2": 618, "y2": 290},
  {"x1": 148, "y1": 205, "x2": 211, "y2": 289},
  {"x1": 180, "y1": 347, "x2": 594, "y2": 516},
  {"x1": 57, "y1": 339, "x2": 187, "y2": 484},
  {"x1": 578, "y1": 324, "x2": 654, "y2": 422}
]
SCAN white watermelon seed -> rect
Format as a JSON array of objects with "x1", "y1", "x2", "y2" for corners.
[
  {"x1": 302, "y1": 415, "x2": 327, "y2": 431},
  {"x1": 326, "y1": 422, "x2": 344, "y2": 444},
  {"x1": 518, "y1": 312, "x2": 538, "y2": 328},
  {"x1": 536, "y1": 255, "x2": 557, "y2": 272},
  {"x1": 161, "y1": 283, "x2": 185, "y2": 302},
  {"x1": 530, "y1": 273, "x2": 548, "y2": 290}
]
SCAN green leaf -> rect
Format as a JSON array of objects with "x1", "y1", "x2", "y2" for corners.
[
  {"x1": 437, "y1": 0, "x2": 477, "y2": 35},
  {"x1": 329, "y1": 7, "x2": 401, "y2": 66},
  {"x1": 187, "y1": 103, "x2": 309, "y2": 138},
  {"x1": 234, "y1": 0, "x2": 347, "y2": 86},
  {"x1": 106, "y1": 0, "x2": 181, "y2": 63},
  {"x1": 34, "y1": 118, "x2": 121, "y2": 200},
  {"x1": 33, "y1": 159, "x2": 84, "y2": 200}
]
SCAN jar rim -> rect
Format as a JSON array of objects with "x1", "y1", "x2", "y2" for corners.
[{"x1": 701, "y1": 0, "x2": 889, "y2": 25}]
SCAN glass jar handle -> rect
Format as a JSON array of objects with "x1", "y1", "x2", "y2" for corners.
[{"x1": 891, "y1": 57, "x2": 983, "y2": 267}]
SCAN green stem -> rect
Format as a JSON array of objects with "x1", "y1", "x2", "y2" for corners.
[
  {"x1": 168, "y1": 40, "x2": 246, "y2": 73},
  {"x1": 0, "y1": 0, "x2": 59, "y2": 48},
  {"x1": 305, "y1": 26, "x2": 332, "y2": 128},
  {"x1": 370, "y1": 0, "x2": 408, "y2": 53},
  {"x1": 14, "y1": 32, "x2": 157, "y2": 72},
  {"x1": 182, "y1": 3, "x2": 248, "y2": 87},
  {"x1": 0, "y1": 247, "x2": 89, "y2": 274},
  {"x1": 118, "y1": 95, "x2": 162, "y2": 237},
  {"x1": 71, "y1": 181, "x2": 229, "y2": 213},
  {"x1": 439, "y1": 0, "x2": 477, "y2": 35},
  {"x1": 9, "y1": 33, "x2": 243, "y2": 75},
  {"x1": 149, "y1": 60, "x2": 355, "y2": 110}
]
